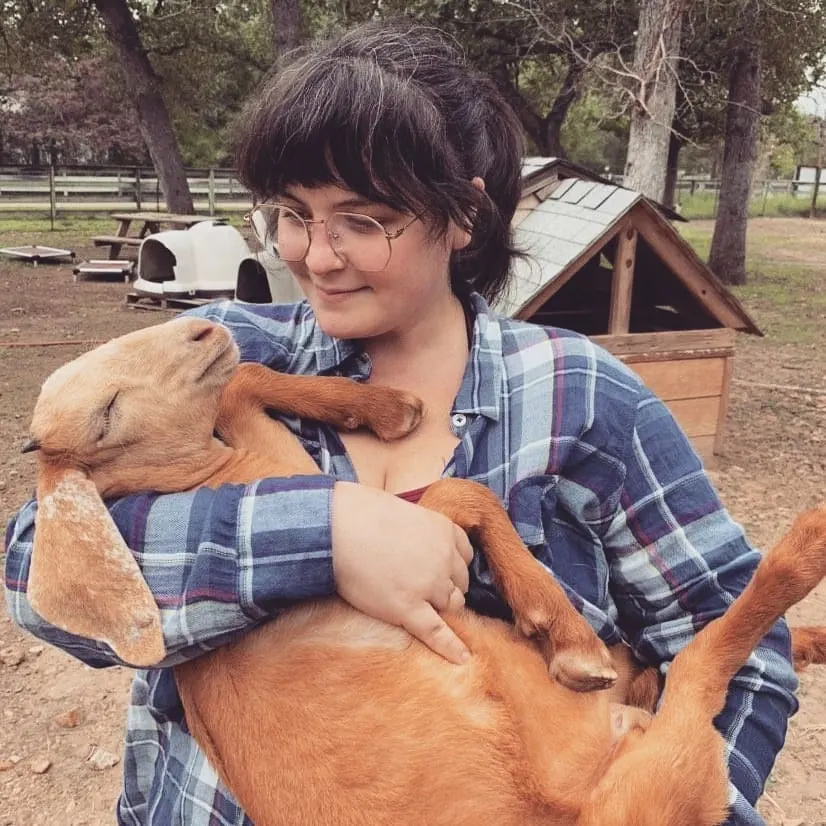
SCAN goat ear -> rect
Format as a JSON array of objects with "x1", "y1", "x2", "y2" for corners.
[{"x1": 28, "y1": 462, "x2": 166, "y2": 667}]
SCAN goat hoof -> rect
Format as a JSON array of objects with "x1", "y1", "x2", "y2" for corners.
[
  {"x1": 549, "y1": 649, "x2": 618, "y2": 693},
  {"x1": 369, "y1": 391, "x2": 425, "y2": 441}
]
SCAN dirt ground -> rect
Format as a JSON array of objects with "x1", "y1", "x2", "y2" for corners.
[{"x1": 1, "y1": 218, "x2": 825, "y2": 825}]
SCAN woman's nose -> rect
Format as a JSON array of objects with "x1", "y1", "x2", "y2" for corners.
[{"x1": 303, "y1": 224, "x2": 346, "y2": 274}]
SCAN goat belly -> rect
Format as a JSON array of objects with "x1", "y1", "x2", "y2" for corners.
[{"x1": 173, "y1": 598, "x2": 608, "y2": 825}]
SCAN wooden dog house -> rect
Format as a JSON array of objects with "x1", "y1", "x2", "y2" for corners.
[{"x1": 498, "y1": 158, "x2": 761, "y2": 463}]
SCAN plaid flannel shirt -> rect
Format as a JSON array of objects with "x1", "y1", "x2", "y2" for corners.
[{"x1": 5, "y1": 293, "x2": 798, "y2": 825}]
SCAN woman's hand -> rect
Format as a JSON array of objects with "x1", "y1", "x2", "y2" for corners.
[{"x1": 331, "y1": 481, "x2": 473, "y2": 664}]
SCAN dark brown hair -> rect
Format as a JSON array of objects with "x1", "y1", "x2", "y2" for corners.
[{"x1": 235, "y1": 20, "x2": 525, "y2": 306}]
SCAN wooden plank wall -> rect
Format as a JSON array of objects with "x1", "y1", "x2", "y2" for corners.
[
  {"x1": 627, "y1": 356, "x2": 732, "y2": 464},
  {"x1": 591, "y1": 330, "x2": 737, "y2": 465}
]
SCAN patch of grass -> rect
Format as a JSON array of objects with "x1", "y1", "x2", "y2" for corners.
[
  {"x1": 0, "y1": 215, "x2": 114, "y2": 235},
  {"x1": 678, "y1": 219, "x2": 826, "y2": 345},
  {"x1": 0, "y1": 211, "x2": 245, "y2": 233},
  {"x1": 677, "y1": 225, "x2": 711, "y2": 259},
  {"x1": 677, "y1": 191, "x2": 826, "y2": 220}
]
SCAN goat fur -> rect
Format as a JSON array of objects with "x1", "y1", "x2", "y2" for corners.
[{"x1": 23, "y1": 315, "x2": 826, "y2": 826}]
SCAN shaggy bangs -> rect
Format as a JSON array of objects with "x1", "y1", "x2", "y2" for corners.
[
  {"x1": 235, "y1": 55, "x2": 478, "y2": 235},
  {"x1": 234, "y1": 20, "x2": 525, "y2": 306}
]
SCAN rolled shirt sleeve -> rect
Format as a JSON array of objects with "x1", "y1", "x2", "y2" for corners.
[
  {"x1": 5, "y1": 298, "x2": 346, "y2": 671},
  {"x1": 5, "y1": 474, "x2": 336, "y2": 669},
  {"x1": 603, "y1": 387, "x2": 799, "y2": 824}
]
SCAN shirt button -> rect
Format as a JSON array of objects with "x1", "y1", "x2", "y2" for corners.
[{"x1": 451, "y1": 413, "x2": 467, "y2": 428}]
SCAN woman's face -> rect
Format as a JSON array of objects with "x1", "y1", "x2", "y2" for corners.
[{"x1": 276, "y1": 184, "x2": 469, "y2": 341}]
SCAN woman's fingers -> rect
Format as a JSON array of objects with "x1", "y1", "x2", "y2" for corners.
[
  {"x1": 446, "y1": 584, "x2": 466, "y2": 614},
  {"x1": 453, "y1": 523, "x2": 474, "y2": 565},
  {"x1": 450, "y1": 524, "x2": 472, "y2": 594},
  {"x1": 403, "y1": 602, "x2": 469, "y2": 665},
  {"x1": 331, "y1": 482, "x2": 474, "y2": 664}
]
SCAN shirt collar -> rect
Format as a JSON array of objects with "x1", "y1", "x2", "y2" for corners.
[
  {"x1": 453, "y1": 293, "x2": 504, "y2": 421},
  {"x1": 305, "y1": 292, "x2": 504, "y2": 420}
]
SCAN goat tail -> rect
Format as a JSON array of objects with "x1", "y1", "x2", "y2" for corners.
[
  {"x1": 661, "y1": 506, "x2": 826, "y2": 719},
  {"x1": 791, "y1": 625, "x2": 826, "y2": 671}
]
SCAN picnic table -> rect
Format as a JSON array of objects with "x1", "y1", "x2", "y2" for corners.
[{"x1": 91, "y1": 211, "x2": 227, "y2": 260}]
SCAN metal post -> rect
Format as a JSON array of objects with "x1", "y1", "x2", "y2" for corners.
[
  {"x1": 48, "y1": 164, "x2": 56, "y2": 230},
  {"x1": 208, "y1": 167, "x2": 216, "y2": 216},
  {"x1": 135, "y1": 167, "x2": 143, "y2": 211}
]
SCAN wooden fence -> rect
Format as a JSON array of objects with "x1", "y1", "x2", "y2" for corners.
[
  {"x1": 0, "y1": 166, "x2": 821, "y2": 217},
  {"x1": 0, "y1": 166, "x2": 252, "y2": 216}
]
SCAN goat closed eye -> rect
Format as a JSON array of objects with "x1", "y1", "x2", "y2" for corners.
[{"x1": 99, "y1": 392, "x2": 119, "y2": 439}]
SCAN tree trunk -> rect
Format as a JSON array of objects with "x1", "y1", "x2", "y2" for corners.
[
  {"x1": 623, "y1": 0, "x2": 686, "y2": 201},
  {"x1": 708, "y1": 37, "x2": 762, "y2": 286},
  {"x1": 663, "y1": 130, "x2": 683, "y2": 209},
  {"x1": 542, "y1": 59, "x2": 586, "y2": 158},
  {"x1": 92, "y1": 0, "x2": 194, "y2": 214},
  {"x1": 271, "y1": 0, "x2": 303, "y2": 60}
]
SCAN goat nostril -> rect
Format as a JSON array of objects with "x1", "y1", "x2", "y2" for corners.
[{"x1": 191, "y1": 325, "x2": 214, "y2": 343}]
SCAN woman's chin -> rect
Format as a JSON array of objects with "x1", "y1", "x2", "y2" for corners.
[{"x1": 310, "y1": 305, "x2": 387, "y2": 341}]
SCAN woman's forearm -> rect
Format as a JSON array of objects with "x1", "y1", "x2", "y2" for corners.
[{"x1": 4, "y1": 475, "x2": 337, "y2": 669}]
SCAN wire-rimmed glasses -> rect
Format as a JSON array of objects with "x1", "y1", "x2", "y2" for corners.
[{"x1": 246, "y1": 203, "x2": 418, "y2": 272}]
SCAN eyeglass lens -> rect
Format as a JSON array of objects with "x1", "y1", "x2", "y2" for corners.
[{"x1": 253, "y1": 205, "x2": 393, "y2": 272}]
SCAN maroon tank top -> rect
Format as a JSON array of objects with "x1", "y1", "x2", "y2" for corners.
[{"x1": 395, "y1": 485, "x2": 430, "y2": 504}]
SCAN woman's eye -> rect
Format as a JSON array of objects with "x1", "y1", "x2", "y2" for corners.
[{"x1": 339, "y1": 214, "x2": 383, "y2": 234}]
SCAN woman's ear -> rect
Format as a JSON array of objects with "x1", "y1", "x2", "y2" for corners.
[
  {"x1": 450, "y1": 176, "x2": 488, "y2": 252},
  {"x1": 28, "y1": 461, "x2": 166, "y2": 666}
]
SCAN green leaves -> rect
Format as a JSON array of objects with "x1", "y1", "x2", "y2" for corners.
[{"x1": 2, "y1": 0, "x2": 825, "y2": 172}]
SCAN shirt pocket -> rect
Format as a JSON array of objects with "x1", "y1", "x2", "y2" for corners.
[
  {"x1": 508, "y1": 474, "x2": 610, "y2": 612},
  {"x1": 506, "y1": 474, "x2": 558, "y2": 549}
]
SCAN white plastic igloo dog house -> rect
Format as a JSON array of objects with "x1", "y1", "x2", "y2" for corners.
[
  {"x1": 134, "y1": 221, "x2": 249, "y2": 298},
  {"x1": 235, "y1": 250, "x2": 305, "y2": 304},
  {"x1": 234, "y1": 207, "x2": 305, "y2": 304}
]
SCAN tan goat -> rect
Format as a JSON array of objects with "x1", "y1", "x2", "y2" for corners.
[{"x1": 22, "y1": 315, "x2": 826, "y2": 826}]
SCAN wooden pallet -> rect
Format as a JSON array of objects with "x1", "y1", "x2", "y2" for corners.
[{"x1": 125, "y1": 292, "x2": 227, "y2": 312}]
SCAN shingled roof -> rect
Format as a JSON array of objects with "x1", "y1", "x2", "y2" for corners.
[{"x1": 496, "y1": 164, "x2": 760, "y2": 336}]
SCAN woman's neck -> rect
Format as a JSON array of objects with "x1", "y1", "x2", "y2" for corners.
[{"x1": 363, "y1": 292, "x2": 470, "y2": 389}]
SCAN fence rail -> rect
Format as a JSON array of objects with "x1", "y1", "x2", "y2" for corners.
[
  {"x1": 0, "y1": 166, "x2": 252, "y2": 216},
  {"x1": 0, "y1": 166, "x2": 821, "y2": 217}
]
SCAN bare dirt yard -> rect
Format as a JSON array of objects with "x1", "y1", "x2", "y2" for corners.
[{"x1": 1, "y1": 216, "x2": 825, "y2": 825}]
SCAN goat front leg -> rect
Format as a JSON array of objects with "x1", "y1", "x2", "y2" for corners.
[
  {"x1": 218, "y1": 364, "x2": 423, "y2": 445},
  {"x1": 419, "y1": 478, "x2": 617, "y2": 692},
  {"x1": 578, "y1": 505, "x2": 826, "y2": 826}
]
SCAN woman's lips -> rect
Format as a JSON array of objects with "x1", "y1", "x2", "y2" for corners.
[{"x1": 314, "y1": 285, "x2": 368, "y2": 301}]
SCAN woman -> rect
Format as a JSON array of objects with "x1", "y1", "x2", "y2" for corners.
[{"x1": 5, "y1": 19, "x2": 797, "y2": 826}]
